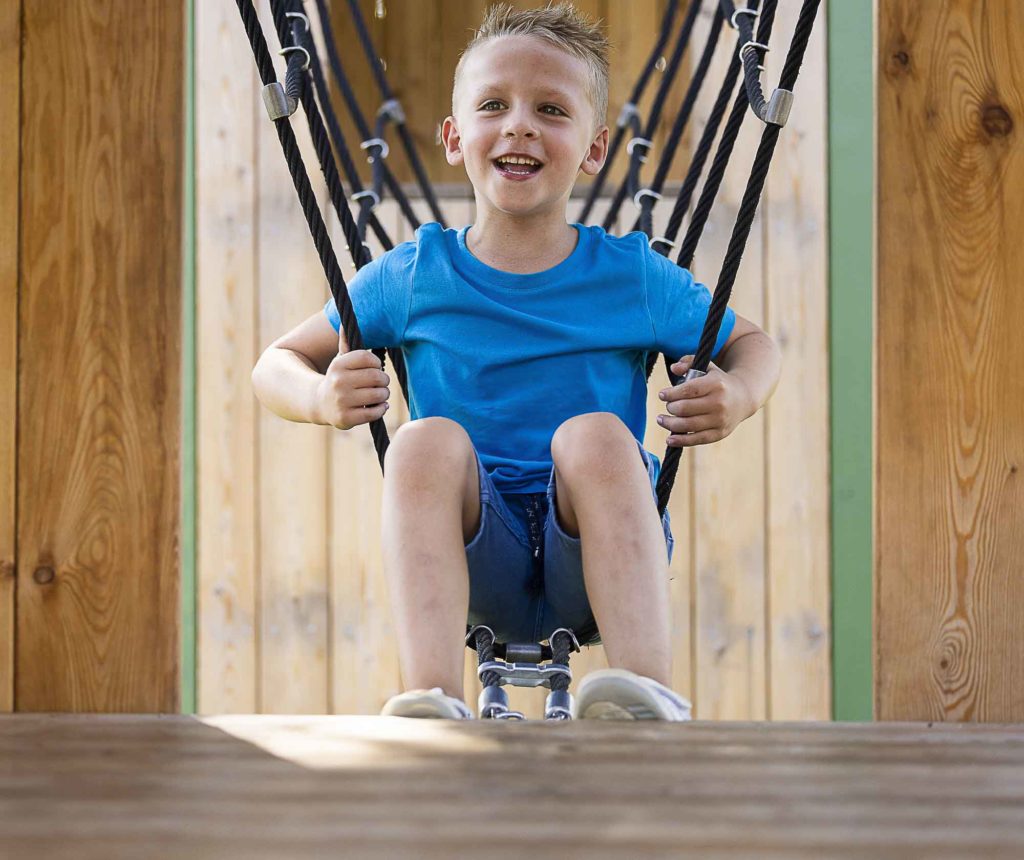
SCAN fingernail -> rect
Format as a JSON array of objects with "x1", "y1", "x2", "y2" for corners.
[
  {"x1": 656, "y1": 415, "x2": 664, "y2": 425},
  {"x1": 658, "y1": 391, "x2": 667, "y2": 400}
]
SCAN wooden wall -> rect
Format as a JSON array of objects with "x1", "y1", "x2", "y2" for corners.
[
  {"x1": 877, "y1": 0, "x2": 1024, "y2": 720},
  {"x1": 0, "y1": 1, "x2": 184, "y2": 711},
  {"x1": 197, "y1": 0, "x2": 829, "y2": 718}
]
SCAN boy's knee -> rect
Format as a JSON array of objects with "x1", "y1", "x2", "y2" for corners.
[
  {"x1": 385, "y1": 417, "x2": 475, "y2": 475},
  {"x1": 550, "y1": 412, "x2": 634, "y2": 476}
]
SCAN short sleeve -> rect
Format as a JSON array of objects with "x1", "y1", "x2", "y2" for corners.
[
  {"x1": 644, "y1": 242, "x2": 735, "y2": 362},
  {"x1": 323, "y1": 242, "x2": 414, "y2": 348}
]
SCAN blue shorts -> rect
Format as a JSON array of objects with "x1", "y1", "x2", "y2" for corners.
[{"x1": 464, "y1": 442, "x2": 674, "y2": 646}]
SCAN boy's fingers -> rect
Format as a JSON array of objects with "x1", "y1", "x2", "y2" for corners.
[{"x1": 338, "y1": 348, "x2": 382, "y2": 370}]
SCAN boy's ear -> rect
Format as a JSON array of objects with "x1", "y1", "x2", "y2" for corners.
[
  {"x1": 441, "y1": 116, "x2": 464, "y2": 167},
  {"x1": 579, "y1": 124, "x2": 610, "y2": 177}
]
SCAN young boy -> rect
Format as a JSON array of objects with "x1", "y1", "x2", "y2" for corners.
[{"x1": 252, "y1": 3, "x2": 781, "y2": 720}]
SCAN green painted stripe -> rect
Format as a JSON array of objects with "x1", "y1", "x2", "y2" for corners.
[
  {"x1": 181, "y1": 0, "x2": 197, "y2": 714},
  {"x1": 828, "y1": 0, "x2": 873, "y2": 721}
]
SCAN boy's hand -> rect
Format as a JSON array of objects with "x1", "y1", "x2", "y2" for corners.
[
  {"x1": 655, "y1": 355, "x2": 754, "y2": 447},
  {"x1": 314, "y1": 348, "x2": 390, "y2": 430}
]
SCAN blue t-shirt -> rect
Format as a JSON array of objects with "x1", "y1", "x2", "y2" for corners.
[{"x1": 325, "y1": 222, "x2": 735, "y2": 494}]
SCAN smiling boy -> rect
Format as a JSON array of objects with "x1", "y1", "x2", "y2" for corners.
[{"x1": 252, "y1": 3, "x2": 781, "y2": 720}]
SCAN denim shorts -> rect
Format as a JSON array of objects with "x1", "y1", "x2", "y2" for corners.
[{"x1": 463, "y1": 441, "x2": 674, "y2": 646}]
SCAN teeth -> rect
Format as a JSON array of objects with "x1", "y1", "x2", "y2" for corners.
[{"x1": 497, "y1": 156, "x2": 541, "y2": 166}]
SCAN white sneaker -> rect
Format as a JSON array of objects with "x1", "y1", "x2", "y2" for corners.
[
  {"x1": 573, "y1": 668, "x2": 692, "y2": 721},
  {"x1": 380, "y1": 687, "x2": 474, "y2": 719}
]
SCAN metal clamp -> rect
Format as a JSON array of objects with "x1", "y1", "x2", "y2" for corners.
[
  {"x1": 360, "y1": 137, "x2": 390, "y2": 160},
  {"x1": 351, "y1": 189, "x2": 381, "y2": 209},
  {"x1": 649, "y1": 235, "x2": 677, "y2": 252},
  {"x1": 477, "y1": 660, "x2": 571, "y2": 689},
  {"x1": 626, "y1": 136, "x2": 654, "y2": 163},
  {"x1": 278, "y1": 45, "x2": 310, "y2": 71},
  {"x1": 261, "y1": 82, "x2": 297, "y2": 121},
  {"x1": 284, "y1": 11, "x2": 310, "y2": 32},
  {"x1": 616, "y1": 101, "x2": 640, "y2": 129},
  {"x1": 763, "y1": 88, "x2": 794, "y2": 126},
  {"x1": 633, "y1": 188, "x2": 663, "y2": 209},
  {"x1": 548, "y1": 627, "x2": 581, "y2": 654},
  {"x1": 466, "y1": 624, "x2": 495, "y2": 647},
  {"x1": 738, "y1": 40, "x2": 770, "y2": 64},
  {"x1": 730, "y1": 8, "x2": 758, "y2": 30},
  {"x1": 378, "y1": 98, "x2": 406, "y2": 124},
  {"x1": 683, "y1": 367, "x2": 707, "y2": 382}
]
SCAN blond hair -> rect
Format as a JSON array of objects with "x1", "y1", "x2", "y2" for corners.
[{"x1": 453, "y1": 2, "x2": 610, "y2": 125}]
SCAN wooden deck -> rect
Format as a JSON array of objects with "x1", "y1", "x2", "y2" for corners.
[{"x1": 1, "y1": 716, "x2": 1022, "y2": 858}]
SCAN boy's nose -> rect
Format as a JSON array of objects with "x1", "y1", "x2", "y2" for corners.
[{"x1": 502, "y1": 113, "x2": 538, "y2": 139}]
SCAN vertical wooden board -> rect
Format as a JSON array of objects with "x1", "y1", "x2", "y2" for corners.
[
  {"x1": 256, "y1": 1, "x2": 331, "y2": 714},
  {"x1": 877, "y1": 1, "x2": 1024, "y2": 721},
  {"x1": 196, "y1": 0, "x2": 259, "y2": 715},
  {"x1": 16, "y1": 1, "x2": 182, "y2": 711},
  {"x1": 763, "y1": 3, "x2": 830, "y2": 719},
  {"x1": 688, "y1": 9, "x2": 766, "y2": 720},
  {"x1": 0, "y1": 0, "x2": 19, "y2": 713},
  {"x1": 328, "y1": 199, "x2": 407, "y2": 715}
]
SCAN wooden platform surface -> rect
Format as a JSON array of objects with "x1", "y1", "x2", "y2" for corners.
[{"x1": 1, "y1": 715, "x2": 1023, "y2": 859}]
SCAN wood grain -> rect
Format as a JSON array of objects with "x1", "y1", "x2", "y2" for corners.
[
  {"x1": 689, "y1": 9, "x2": 767, "y2": 720},
  {"x1": 763, "y1": 1, "x2": 831, "y2": 719},
  {"x1": 877, "y1": 0, "x2": 1024, "y2": 720},
  {"x1": 2, "y1": 715, "x2": 1024, "y2": 858},
  {"x1": 196, "y1": 0, "x2": 260, "y2": 714},
  {"x1": 16, "y1": 0, "x2": 182, "y2": 711},
  {"x1": 0, "y1": 0, "x2": 19, "y2": 713}
]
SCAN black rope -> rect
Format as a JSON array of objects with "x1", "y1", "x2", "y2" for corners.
[
  {"x1": 235, "y1": 0, "x2": 391, "y2": 469},
  {"x1": 343, "y1": 0, "x2": 447, "y2": 226},
  {"x1": 655, "y1": 0, "x2": 822, "y2": 514},
  {"x1": 577, "y1": 0, "x2": 680, "y2": 224},
  {"x1": 473, "y1": 627, "x2": 501, "y2": 689},
  {"x1": 631, "y1": 4, "x2": 727, "y2": 238},
  {"x1": 601, "y1": 0, "x2": 704, "y2": 232},
  {"x1": 272, "y1": 0, "x2": 410, "y2": 402},
  {"x1": 312, "y1": 0, "x2": 424, "y2": 233}
]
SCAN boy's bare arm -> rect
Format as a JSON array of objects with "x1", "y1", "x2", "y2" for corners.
[
  {"x1": 656, "y1": 313, "x2": 781, "y2": 447},
  {"x1": 251, "y1": 311, "x2": 389, "y2": 429}
]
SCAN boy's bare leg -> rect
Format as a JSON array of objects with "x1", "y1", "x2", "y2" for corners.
[
  {"x1": 381, "y1": 417, "x2": 481, "y2": 702},
  {"x1": 550, "y1": 413, "x2": 672, "y2": 686}
]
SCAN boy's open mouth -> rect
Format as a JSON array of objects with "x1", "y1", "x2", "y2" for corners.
[{"x1": 493, "y1": 155, "x2": 543, "y2": 180}]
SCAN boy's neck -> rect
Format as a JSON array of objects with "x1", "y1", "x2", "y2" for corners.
[{"x1": 465, "y1": 205, "x2": 578, "y2": 274}]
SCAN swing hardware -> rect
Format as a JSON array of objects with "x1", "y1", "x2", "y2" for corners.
[
  {"x1": 360, "y1": 137, "x2": 390, "y2": 160},
  {"x1": 683, "y1": 368, "x2": 707, "y2": 382},
  {"x1": 633, "y1": 188, "x2": 663, "y2": 209},
  {"x1": 284, "y1": 11, "x2": 310, "y2": 33},
  {"x1": 261, "y1": 82, "x2": 297, "y2": 120},
  {"x1": 278, "y1": 45, "x2": 310, "y2": 71},
  {"x1": 378, "y1": 98, "x2": 406, "y2": 124},
  {"x1": 626, "y1": 136, "x2": 654, "y2": 163},
  {"x1": 477, "y1": 660, "x2": 572, "y2": 689},
  {"x1": 351, "y1": 189, "x2": 381, "y2": 209},
  {"x1": 763, "y1": 88, "x2": 794, "y2": 127},
  {"x1": 730, "y1": 8, "x2": 758, "y2": 30},
  {"x1": 616, "y1": 101, "x2": 641, "y2": 129},
  {"x1": 738, "y1": 40, "x2": 770, "y2": 64},
  {"x1": 649, "y1": 235, "x2": 677, "y2": 252}
]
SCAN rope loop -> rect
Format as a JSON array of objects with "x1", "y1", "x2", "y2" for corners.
[{"x1": 360, "y1": 137, "x2": 390, "y2": 160}]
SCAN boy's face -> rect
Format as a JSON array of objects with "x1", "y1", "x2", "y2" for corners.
[{"x1": 442, "y1": 35, "x2": 608, "y2": 221}]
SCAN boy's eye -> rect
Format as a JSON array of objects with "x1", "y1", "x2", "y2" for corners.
[
  {"x1": 540, "y1": 105, "x2": 566, "y2": 116},
  {"x1": 480, "y1": 100, "x2": 504, "y2": 111}
]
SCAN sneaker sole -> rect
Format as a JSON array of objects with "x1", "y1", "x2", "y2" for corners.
[
  {"x1": 576, "y1": 669, "x2": 687, "y2": 721},
  {"x1": 380, "y1": 691, "x2": 468, "y2": 719}
]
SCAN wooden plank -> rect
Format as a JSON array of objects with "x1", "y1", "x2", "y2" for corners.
[
  {"x1": 0, "y1": 0, "x2": 20, "y2": 713},
  {"x1": 762, "y1": 3, "x2": 830, "y2": 719},
  {"x1": 255, "y1": 0, "x2": 331, "y2": 714},
  {"x1": 196, "y1": 0, "x2": 260, "y2": 715},
  {"x1": 16, "y1": 1, "x2": 182, "y2": 711},
  {"x1": 688, "y1": 8, "x2": 767, "y2": 720},
  {"x1": 2, "y1": 715, "x2": 1024, "y2": 857},
  {"x1": 876, "y1": 0, "x2": 1024, "y2": 721}
]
